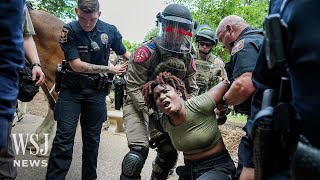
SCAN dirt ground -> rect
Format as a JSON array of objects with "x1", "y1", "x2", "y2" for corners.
[{"x1": 26, "y1": 90, "x2": 245, "y2": 164}]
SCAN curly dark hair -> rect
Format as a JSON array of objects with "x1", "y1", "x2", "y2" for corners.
[{"x1": 141, "y1": 72, "x2": 189, "y2": 110}]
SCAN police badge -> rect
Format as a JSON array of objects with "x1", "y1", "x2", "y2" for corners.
[{"x1": 101, "y1": 33, "x2": 108, "y2": 44}]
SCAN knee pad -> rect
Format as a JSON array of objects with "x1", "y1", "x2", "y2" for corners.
[{"x1": 121, "y1": 146, "x2": 149, "y2": 179}]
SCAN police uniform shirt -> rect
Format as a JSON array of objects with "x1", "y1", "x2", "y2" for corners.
[
  {"x1": 226, "y1": 27, "x2": 263, "y2": 80},
  {"x1": 60, "y1": 20, "x2": 126, "y2": 66},
  {"x1": 225, "y1": 27, "x2": 263, "y2": 115}
]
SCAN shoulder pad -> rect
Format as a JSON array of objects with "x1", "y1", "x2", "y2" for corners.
[
  {"x1": 231, "y1": 39, "x2": 245, "y2": 56},
  {"x1": 133, "y1": 46, "x2": 151, "y2": 63}
]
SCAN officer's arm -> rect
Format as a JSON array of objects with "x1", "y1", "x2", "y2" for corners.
[
  {"x1": 126, "y1": 47, "x2": 153, "y2": 114},
  {"x1": 68, "y1": 58, "x2": 128, "y2": 75},
  {"x1": 224, "y1": 39, "x2": 259, "y2": 105},
  {"x1": 24, "y1": 35, "x2": 45, "y2": 86},
  {"x1": 59, "y1": 25, "x2": 128, "y2": 75},
  {"x1": 223, "y1": 72, "x2": 255, "y2": 105}
]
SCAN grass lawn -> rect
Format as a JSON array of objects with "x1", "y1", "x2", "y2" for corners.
[{"x1": 227, "y1": 113, "x2": 248, "y2": 124}]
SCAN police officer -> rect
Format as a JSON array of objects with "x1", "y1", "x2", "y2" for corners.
[
  {"x1": 216, "y1": 15, "x2": 263, "y2": 180},
  {"x1": 194, "y1": 24, "x2": 227, "y2": 95},
  {"x1": 250, "y1": 0, "x2": 320, "y2": 179},
  {"x1": 0, "y1": 1, "x2": 24, "y2": 179},
  {"x1": 46, "y1": 0, "x2": 129, "y2": 179},
  {"x1": 120, "y1": 4, "x2": 198, "y2": 180}
]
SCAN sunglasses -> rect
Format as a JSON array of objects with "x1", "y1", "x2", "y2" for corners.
[{"x1": 199, "y1": 42, "x2": 213, "y2": 47}]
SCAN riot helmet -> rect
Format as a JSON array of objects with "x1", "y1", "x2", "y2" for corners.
[
  {"x1": 195, "y1": 25, "x2": 217, "y2": 46},
  {"x1": 157, "y1": 4, "x2": 194, "y2": 53}
]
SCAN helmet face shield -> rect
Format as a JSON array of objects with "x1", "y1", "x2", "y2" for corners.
[{"x1": 158, "y1": 17, "x2": 194, "y2": 53}]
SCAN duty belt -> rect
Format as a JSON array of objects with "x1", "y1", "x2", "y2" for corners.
[{"x1": 63, "y1": 69, "x2": 111, "y2": 91}]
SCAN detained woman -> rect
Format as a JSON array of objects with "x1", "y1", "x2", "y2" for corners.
[{"x1": 141, "y1": 72, "x2": 235, "y2": 180}]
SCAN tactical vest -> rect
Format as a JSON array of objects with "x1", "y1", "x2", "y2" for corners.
[
  {"x1": 194, "y1": 54, "x2": 223, "y2": 94},
  {"x1": 145, "y1": 37, "x2": 195, "y2": 81}
]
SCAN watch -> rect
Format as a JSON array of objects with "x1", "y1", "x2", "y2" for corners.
[{"x1": 32, "y1": 63, "x2": 41, "y2": 67}]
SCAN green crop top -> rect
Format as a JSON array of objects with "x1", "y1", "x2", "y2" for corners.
[{"x1": 160, "y1": 93, "x2": 222, "y2": 154}]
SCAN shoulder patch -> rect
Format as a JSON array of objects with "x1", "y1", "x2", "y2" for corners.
[
  {"x1": 147, "y1": 42, "x2": 156, "y2": 49},
  {"x1": 231, "y1": 39, "x2": 245, "y2": 56},
  {"x1": 133, "y1": 47, "x2": 151, "y2": 63},
  {"x1": 60, "y1": 28, "x2": 68, "y2": 43}
]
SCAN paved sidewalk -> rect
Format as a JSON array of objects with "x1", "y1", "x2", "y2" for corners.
[{"x1": 12, "y1": 114, "x2": 181, "y2": 180}]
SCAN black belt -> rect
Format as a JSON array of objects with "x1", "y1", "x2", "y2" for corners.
[{"x1": 63, "y1": 70, "x2": 110, "y2": 91}]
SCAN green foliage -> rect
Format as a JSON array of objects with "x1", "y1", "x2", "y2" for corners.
[
  {"x1": 227, "y1": 113, "x2": 248, "y2": 124},
  {"x1": 167, "y1": 0, "x2": 269, "y2": 63},
  {"x1": 122, "y1": 39, "x2": 139, "y2": 54},
  {"x1": 124, "y1": 27, "x2": 159, "y2": 53},
  {"x1": 29, "y1": 0, "x2": 76, "y2": 21},
  {"x1": 144, "y1": 28, "x2": 159, "y2": 42}
]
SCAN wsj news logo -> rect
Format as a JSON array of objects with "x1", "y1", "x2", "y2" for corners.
[{"x1": 12, "y1": 133, "x2": 49, "y2": 167}]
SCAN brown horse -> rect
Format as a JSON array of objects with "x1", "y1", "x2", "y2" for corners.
[{"x1": 24, "y1": 9, "x2": 65, "y2": 156}]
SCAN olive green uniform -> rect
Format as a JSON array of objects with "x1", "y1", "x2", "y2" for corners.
[{"x1": 194, "y1": 52, "x2": 227, "y2": 94}]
